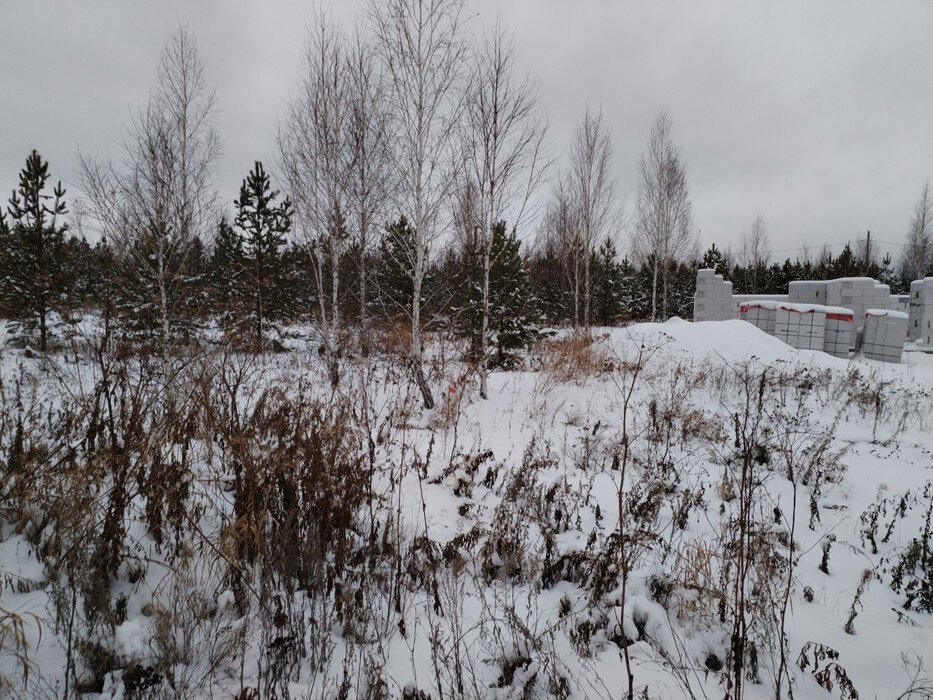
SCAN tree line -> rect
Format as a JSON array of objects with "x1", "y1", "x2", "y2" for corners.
[
  {"x1": 0, "y1": 147, "x2": 696, "y2": 347},
  {"x1": 1, "y1": 1, "x2": 930, "y2": 400}
]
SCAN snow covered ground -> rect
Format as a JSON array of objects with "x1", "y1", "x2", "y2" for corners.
[{"x1": 1, "y1": 318, "x2": 932, "y2": 699}]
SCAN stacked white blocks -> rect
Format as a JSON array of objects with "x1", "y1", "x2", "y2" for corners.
[
  {"x1": 830, "y1": 278, "x2": 892, "y2": 323},
  {"x1": 693, "y1": 269, "x2": 734, "y2": 322},
  {"x1": 787, "y1": 280, "x2": 828, "y2": 305},
  {"x1": 774, "y1": 303, "x2": 826, "y2": 350},
  {"x1": 695, "y1": 270, "x2": 912, "y2": 362},
  {"x1": 861, "y1": 309, "x2": 908, "y2": 363},
  {"x1": 789, "y1": 278, "x2": 892, "y2": 324},
  {"x1": 738, "y1": 300, "x2": 778, "y2": 334},
  {"x1": 894, "y1": 294, "x2": 911, "y2": 315},
  {"x1": 823, "y1": 307, "x2": 855, "y2": 358},
  {"x1": 733, "y1": 294, "x2": 788, "y2": 316},
  {"x1": 908, "y1": 278, "x2": 933, "y2": 345}
]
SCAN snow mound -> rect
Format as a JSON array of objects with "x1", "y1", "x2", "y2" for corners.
[{"x1": 611, "y1": 317, "x2": 837, "y2": 366}]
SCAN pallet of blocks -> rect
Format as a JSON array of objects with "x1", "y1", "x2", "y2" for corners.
[
  {"x1": 828, "y1": 278, "x2": 892, "y2": 322},
  {"x1": 861, "y1": 309, "x2": 908, "y2": 363},
  {"x1": 823, "y1": 307, "x2": 854, "y2": 358},
  {"x1": 693, "y1": 269, "x2": 734, "y2": 322},
  {"x1": 908, "y1": 278, "x2": 933, "y2": 345},
  {"x1": 738, "y1": 300, "x2": 779, "y2": 334},
  {"x1": 774, "y1": 303, "x2": 826, "y2": 350},
  {"x1": 788, "y1": 280, "x2": 828, "y2": 305}
]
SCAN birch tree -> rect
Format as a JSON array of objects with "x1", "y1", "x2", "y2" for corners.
[
  {"x1": 345, "y1": 22, "x2": 392, "y2": 356},
  {"x1": 79, "y1": 23, "x2": 219, "y2": 346},
  {"x1": 633, "y1": 110, "x2": 694, "y2": 322},
  {"x1": 369, "y1": 0, "x2": 468, "y2": 409},
  {"x1": 279, "y1": 11, "x2": 349, "y2": 386},
  {"x1": 541, "y1": 178, "x2": 584, "y2": 327},
  {"x1": 740, "y1": 214, "x2": 770, "y2": 293},
  {"x1": 461, "y1": 22, "x2": 547, "y2": 398},
  {"x1": 567, "y1": 107, "x2": 616, "y2": 330},
  {"x1": 901, "y1": 182, "x2": 932, "y2": 282}
]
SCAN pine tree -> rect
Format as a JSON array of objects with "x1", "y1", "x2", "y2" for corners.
[
  {"x1": 670, "y1": 260, "x2": 700, "y2": 318},
  {"x1": 1, "y1": 150, "x2": 69, "y2": 351},
  {"x1": 591, "y1": 237, "x2": 626, "y2": 326},
  {"x1": 210, "y1": 217, "x2": 247, "y2": 334},
  {"x1": 376, "y1": 217, "x2": 418, "y2": 318},
  {"x1": 488, "y1": 225, "x2": 539, "y2": 367},
  {"x1": 453, "y1": 230, "x2": 487, "y2": 363},
  {"x1": 87, "y1": 238, "x2": 118, "y2": 336},
  {"x1": 456, "y1": 222, "x2": 539, "y2": 369},
  {"x1": 831, "y1": 243, "x2": 858, "y2": 278},
  {"x1": 234, "y1": 161, "x2": 292, "y2": 350},
  {"x1": 527, "y1": 247, "x2": 568, "y2": 325},
  {"x1": 880, "y1": 252, "x2": 906, "y2": 294},
  {"x1": 58, "y1": 235, "x2": 94, "y2": 313},
  {"x1": 0, "y1": 210, "x2": 11, "y2": 303},
  {"x1": 701, "y1": 243, "x2": 729, "y2": 277}
]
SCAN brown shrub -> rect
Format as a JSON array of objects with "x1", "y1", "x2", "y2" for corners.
[{"x1": 534, "y1": 333, "x2": 613, "y2": 384}]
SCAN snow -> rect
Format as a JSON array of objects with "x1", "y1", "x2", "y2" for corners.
[
  {"x1": 2, "y1": 317, "x2": 933, "y2": 698},
  {"x1": 867, "y1": 308, "x2": 909, "y2": 319},
  {"x1": 739, "y1": 299, "x2": 782, "y2": 310}
]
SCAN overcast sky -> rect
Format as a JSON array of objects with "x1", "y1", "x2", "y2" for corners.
[{"x1": 1, "y1": 0, "x2": 931, "y2": 264}]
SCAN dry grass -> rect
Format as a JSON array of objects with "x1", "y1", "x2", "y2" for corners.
[
  {"x1": 671, "y1": 542, "x2": 725, "y2": 625},
  {"x1": 534, "y1": 333, "x2": 614, "y2": 384},
  {"x1": 369, "y1": 317, "x2": 413, "y2": 358}
]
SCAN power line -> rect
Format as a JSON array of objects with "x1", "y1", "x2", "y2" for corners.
[{"x1": 769, "y1": 238, "x2": 906, "y2": 256}]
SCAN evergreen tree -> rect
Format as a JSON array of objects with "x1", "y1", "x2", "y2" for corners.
[
  {"x1": 234, "y1": 161, "x2": 293, "y2": 350},
  {"x1": 179, "y1": 236, "x2": 210, "y2": 333},
  {"x1": 1, "y1": 150, "x2": 69, "y2": 351},
  {"x1": 376, "y1": 217, "x2": 418, "y2": 318},
  {"x1": 701, "y1": 243, "x2": 729, "y2": 277},
  {"x1": 87, "y1": 238, "x2": 118, "y2": 336},
  {"x1": 880, "y1": 252, "x2": 907, "y2": 294},
  {"x1": 591, "y1": 237, "x2": 626, "y2": 326},
  {"x1": 628, "y1": 258, "x2": 657, "y2": 321},
  {"x1": 527, "y1": 247, "x2": 568, "y2": 325},
  {"x1": 830, "y1": 243, "x2": 858, "y2": 278},
  {"x1": 488, "y1": 225, "x2": 539, "y2": 367},
  {"x1": 455, "y1": 222, "x2": 539, "y2": 369},
  {"x1": 210, "y1": 217, "x2": 247, "y2": 333},
  {"x1": 617, "y1": 256, "x2": 648, "y2": 322},
  {"x1": 780, "y1": 258, "x2": 804, "y2": 289},
  {"x1": 670, "y1": 259, "x2": 700, "y2": 318},
  {"x1": 58, "y1": 235, "x2": 94, "y2": 313},
  {"x1": 0, "y1": 210, "x2": 11, "y2": 302},
  {"x1": 281, "y1": 242, "x2": 315, "y2": 322},
  {"x1": 452, "y1": 235, "x2": 485, "y2": 361}
]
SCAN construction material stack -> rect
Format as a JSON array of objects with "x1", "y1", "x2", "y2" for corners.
[
  {"x1": 787, "y1": 280, "x2": 828, "y2": 305},
  {"x1": 789, "y1": 278, "x2": 892, "y2": 324},
  {"x1": 830, "y1": 278, "x2": 892, "y2": 323},
  {"x1": 823, "y1": 307, "x2": 855, "y2": 358},
  {"x1": 908, "y1": 278, "x2": 933, "y2": 346},
  {"x1": 861, "y1": 309, "x2": 908, "y2": 363},
  {"x1": 738, "y1": 300, "x2": 778, "y2": 334},
  {"x1": 774, "y1": 303, "x2": 826, "y2": 350},
  {"x1": 693, "y1": 269, "x2": 733, "y2": 322}
]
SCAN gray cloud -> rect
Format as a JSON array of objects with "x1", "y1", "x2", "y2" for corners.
[{"x1": 1, "y1": 0, "x2": 930, "y2": 264}]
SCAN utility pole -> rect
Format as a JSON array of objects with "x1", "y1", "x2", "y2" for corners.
[{"x1": 865, "y1": 230, "x2": 871, "y2": 272}]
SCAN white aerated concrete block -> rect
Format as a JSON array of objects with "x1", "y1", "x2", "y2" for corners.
[
  {"x1": 698, "y1": 271, "x2": 933, "y2": 360},
  {"x1": 862, "y1": 309, "x2": 908, "y2": 363}
]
